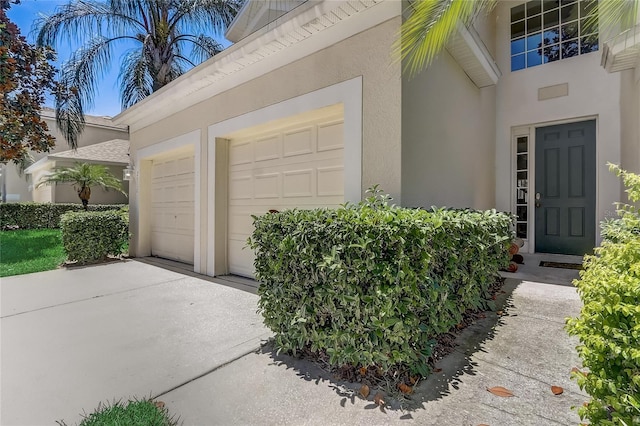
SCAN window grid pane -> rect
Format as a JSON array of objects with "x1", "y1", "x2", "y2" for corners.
[{"x1": 510, "y1": 0, "x2": 597, "y2": 71}]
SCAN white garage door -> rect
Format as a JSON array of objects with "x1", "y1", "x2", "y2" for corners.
[
  {"x1": 228, "y1": 114, "x2": 345, "y2": 277},
  {"x1": 151, "y1": 153, "x2": 195, "y2": 264}
]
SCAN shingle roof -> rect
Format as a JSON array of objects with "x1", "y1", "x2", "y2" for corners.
[{"x1": 50, "y1": 139, "x2": 130, "y2": 164}]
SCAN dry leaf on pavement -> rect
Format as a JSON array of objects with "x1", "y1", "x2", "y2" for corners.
[
  {"x1": 486, "y1": 386, "x2": 514, "y2": 397},
  {"x1": 359, "y1": 384, "x2": 370, "y2": 399}
]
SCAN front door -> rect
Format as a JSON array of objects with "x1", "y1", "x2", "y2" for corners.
[{"x1": 535, "y1": 120, "x2": 596, "y2": 255}]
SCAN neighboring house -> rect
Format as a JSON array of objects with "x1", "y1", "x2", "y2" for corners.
[
  {"x1": 1, "y1": 108, "x2": 129, "y2": 203},
  {"x1": 24, "y1": 139, "x2": 130, "y2": 205},
  {"x1": 114, "y1": 0, "x2": 640, "y2": 277}
]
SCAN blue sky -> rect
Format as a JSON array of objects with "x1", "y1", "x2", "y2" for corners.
[
  {"x1": 7, "y1": 0, "x2": 233, "y2": 118},
  {"x1": 8, "y1": 1, "x2": 122, "y2": 117}
]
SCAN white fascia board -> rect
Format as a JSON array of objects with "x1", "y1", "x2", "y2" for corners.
[
  {"x1": 115, "y1": 0, "x2": 398, "y2": 132},
  {"x1": 24, "y1": 156, "x2": 51, "y2": 175},
  {"x1": 446, "y1": 23, "x2": 501, "y2": 88}
]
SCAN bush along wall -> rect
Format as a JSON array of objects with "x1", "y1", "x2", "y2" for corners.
[
  {"x1": 60, "y1": 210, "x2": 129, "y2": 264},
  {"x1": 249, "y1": 188, "x2": 513, "y2": 381},
  {"x1": 0, "y1": 203, "x2": 126, "y2": 229},
  {"x1": 566, "y1": 165, "x2": 640, "y2": 426}
]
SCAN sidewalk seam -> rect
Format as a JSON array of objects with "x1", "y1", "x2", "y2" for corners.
[
  {"x1": 0, "y1": 277, "x2": 187, "y2": 318},
  {"x1": 151, "y1": 343, "x2": 265, "y2": 400}
]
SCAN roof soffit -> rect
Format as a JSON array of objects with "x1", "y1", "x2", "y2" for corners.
[{"x1": 115, "y1": 0, "x2": 397, "y2": 131}]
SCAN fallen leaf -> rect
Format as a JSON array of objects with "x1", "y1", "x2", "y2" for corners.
[
  {"x1": 487, "y1": 386, "x2": 514, "y2": 397},
  {"x1": 359, "y1": 367, "x2": 367, "y2": 376},
  {"x1": 374, "y1": 392, "x2": 385, "y2": 406},
  {"x1": 477, "y1": 424, "x2": 490, "y2": 426},
  {"x1": 398, "y1": 383, "x2": 413, "y2": 394},
  {"x1": 409, "y1": 376, "x2": 418, "y2": 385},
  {"x1": 359, "y1": 384, "x2": 370, "y2": 399},
  {"x1": 154, "y1": 401, "x2": 165, "y2": 409},
  {"x1": 551, "y1": 385, "x2": 564, "y2": 395},
  {"x1": 434, "y1": 368, "x2": 443, "y2": 373},
  {"x1": 496, "y1": 310, "x2": 503, "y2": 316}
]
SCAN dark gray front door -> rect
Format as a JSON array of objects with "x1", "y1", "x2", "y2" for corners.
[{"x1": 535, "y1": 120, "x2": 596, "y2": 255}]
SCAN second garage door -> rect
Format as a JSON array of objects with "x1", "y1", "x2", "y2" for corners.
[
  {"x1": 151, "y1": 152, "x2": 195, "y2": 264},
  {"x1": 228, "y1": 112, "x2": 345, "y2": 277}
]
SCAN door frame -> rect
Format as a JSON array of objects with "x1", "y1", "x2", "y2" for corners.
[{"x1": 511, "y1": 115, "x2": 599, "y2": 254}]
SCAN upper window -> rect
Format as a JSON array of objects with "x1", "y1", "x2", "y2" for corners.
[{"x1": 510, "y1": 0, "x2": 599, "y2": 72}]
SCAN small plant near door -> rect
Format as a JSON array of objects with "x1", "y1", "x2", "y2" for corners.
[{"x1": 566, "y1": 164, "x2": 640, "y2": 426}]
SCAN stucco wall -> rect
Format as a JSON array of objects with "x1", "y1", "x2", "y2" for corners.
[
  {"x1": 620, "y1": 68, "x2": 640, "y2": 180},
  {"x1": 50, "y1": 163, "x2": 129, "y2": 205},
  {"x1": 130, "y1": 17, "x2": 402, "y2": 202},
  {"x1": 401, "y1": 48, "x2": 496, "y2": 210},
  {"x1": 494, "y1": 1, "x2": 624, "y2": 248},
  {"x1": 3, "y1": 117, "x2": 128, "y2": 202}
]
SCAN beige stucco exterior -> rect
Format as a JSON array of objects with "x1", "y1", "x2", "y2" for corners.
[
  {"x1": 620, "y1": 68, "x2": 640, "y2": 180},
  {"x1": 402, "y1": 48, "x2": 496, "y2": 210},
  {"x1": 2, "y1": 112, "x2": 129, "y2": 204},
  {"x1": 123, "y1": 4, "x2": 403, "y2": 274},
  {"x1": 493, "y1": 1, "x2": 638, "y2": 250},
  {"x1": 118, "y1": 0, "x2": 640, "y2": 274}
]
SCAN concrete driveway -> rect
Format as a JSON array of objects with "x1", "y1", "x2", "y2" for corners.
[
  {"x1": 1, "y1": 255, "x2": 587, "y2": 425},
  {"x1": 0, "y1": 260, "x2": 271, "y2": 425}
]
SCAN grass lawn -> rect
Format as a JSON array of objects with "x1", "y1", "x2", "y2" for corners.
[{"x1": 0, "y1": 229, "x2": 66, "y2": 277}]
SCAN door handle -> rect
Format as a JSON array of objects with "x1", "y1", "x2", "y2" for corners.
[{"x1": 535, "y1": 192, "x2": 541, "y2": 208}]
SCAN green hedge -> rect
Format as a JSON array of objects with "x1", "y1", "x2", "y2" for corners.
[
  {"x1": 566, "y1": 165, "x2": 640, "y2": 425},
  {"x1": 60, "y1": 210, "x2": 129, "y2": 264},
  {"x1": 0, "y1": 203, "x2": 126, "y2": 229},
  {"x1": 249, "y1": 189, "x2": 512, "y2": 376}
]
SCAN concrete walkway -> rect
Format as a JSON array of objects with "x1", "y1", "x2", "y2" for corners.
[
  {"x1": 1, "y1": 256, "x2": 586, "y2": 425},
  {"x1": 0, "y1": 260, "x2": 271, "y2": 425}
]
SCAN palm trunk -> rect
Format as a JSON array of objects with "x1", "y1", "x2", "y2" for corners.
[{"x1": 78, "y1": 186, "x2": 91, "y2": 211}]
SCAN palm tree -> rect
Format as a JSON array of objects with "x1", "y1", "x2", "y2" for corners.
[
  {"x1": 36, "y1": 0, "x2": 242, "y2": 148},
  {"x1": 397, "y1": 0, "x2": 639, "y2": 77},
  {"x1": 36, "y1": 162, "x2": 126, "y2": 210}
]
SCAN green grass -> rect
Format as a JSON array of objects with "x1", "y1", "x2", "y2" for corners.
[
  {"x1": 0, "y1": 229, "x2": 67, "y2": 277},
  {"x1": 59, "y1": 399, "x2": 178, "y2": 426}
]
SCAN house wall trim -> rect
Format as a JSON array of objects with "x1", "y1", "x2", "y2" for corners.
[
  {"x1": 134, "y1": 129, "x2": 202, "y2": 272},
  {"x1": 206, "y1": 76, "x2": 363, "y2": 276}
]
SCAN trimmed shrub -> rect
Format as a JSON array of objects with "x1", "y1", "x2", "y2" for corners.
[
  {"x1": 249, "y1": 188, "x2": 512, "y2": 376},
  {"x1": 0, "y1": 203, "x2": 126, "y2": 229},
  {"x1": 60, "y1": 210, "x2": 129, "y2": 264},
  {"x1": 566, "y1": 165, "x2": 640, "y2": 426}
]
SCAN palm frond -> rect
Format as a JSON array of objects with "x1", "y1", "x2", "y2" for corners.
[
  {"x1": 179, "y1": 34, "x2": 224, "y2": 63},
  {"x1": 585, "y1": 0, "x2": 639, "y2": 40},
  {"x1": 395, "y1": 0, "x2": 497, "y2": 77},
  {"x1": 119, "y1": 48, "x2": 153, "y2": 108},
  {"x1": 54, "y1": 35, "x2": 122, "y2": 147},
  {"x1": 171, "y1": 0, "x2": 242, "y2": 36},
  {"x1": 35, "y1": 0, "x2": 141, "y2": 48},
  {"x1": 37, "y1": 162, "x2": 125, "y2": 195}
]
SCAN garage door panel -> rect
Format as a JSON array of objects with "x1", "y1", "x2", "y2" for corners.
[
  {"x1": 230, "y1": 141, "x2": 253, "y2": 165},
  {"x1": 283, "y1": 128, "x2": 314, "y2": 157},
  {"x1": 254, "y1": 173, "x2": 280, "y2": 199},
  {"x1": 318, "y1": 121, "x2": 344, "y2": 152},
  {"x1": 255, "y1": 136, "x2": 281, "y2": 162},
  {"x1": 228, "y1": 238, "x2": 255, "y2": 278},
  {"x1": 228, "y1": 115, "x2": 344, "y2": 278},
  {"x1": 317, "y1": 166, "x2": 344, "y2": 196},
  {"x1": 150, "y1": 155, "x2": 195, "y2": 264},
  {"x1": 229, "y1": 175, "x2": 252, "y2": 200},
  {"x1": 283, "y1": 169, "x2": 313, "y2": 198}
]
